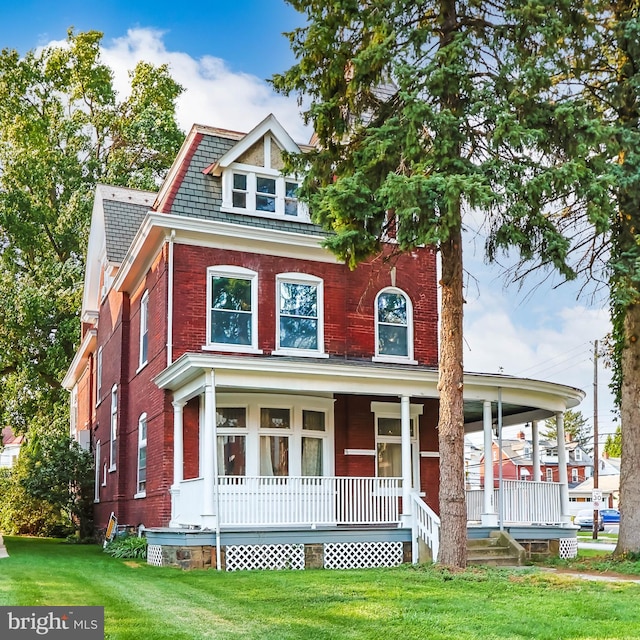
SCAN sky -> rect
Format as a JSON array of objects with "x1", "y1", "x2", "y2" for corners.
[{"x1": 1, "y1": 1, "x2": 617, "y2": 444}]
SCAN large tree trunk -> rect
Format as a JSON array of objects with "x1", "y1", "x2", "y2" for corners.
[
  {"x1": 437, "y1": 221, "x2": 467, "y2": 567},
  {"x1": 615, "y1": 302, "x2": 640, "y2": 556}
]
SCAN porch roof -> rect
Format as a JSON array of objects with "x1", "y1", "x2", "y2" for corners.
[{"x1": 154, "y1": 352, "x2": 584, "y2": 433}]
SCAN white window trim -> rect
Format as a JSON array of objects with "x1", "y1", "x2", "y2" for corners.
[
  {"x1": 574, "y1": 448, "x2": 583, "y2": 461},
  {"x1": 546, "y1": 468, "x2": 553, "y2": 482},
  {"x1": 70, "y1": 385, "x2": 78, "y2": 439},
  {"x1": 571, "y1": 467, "x2": 579, "y2": 483},
  {"x1": 216, "y1": 393, "x2": 334, "y2": 477},
  {"x1": 273, "y1": 272, "x2": 328, "y2": 358},
  {"x1": 135, "y1": 413, "x2": 147, "y2": 498},
  {"x1": 371, "y1": 401, "x2": 422, "y2": 487},
  {"x1": 96, "y1": 346, "x2": 103, "y2": 406},
  {"x1": 109, "y1": 385, "x2": 117, "y2": 472},
  {"x1": 205, "y1": 265, "x2": 262, "y2": 354},
  {"x1": 138, "y1": 290, "x2": 149, "y2": 371},
  {"x1": 94, "y1": 440, "x2": 101, "y2": 503},
  {"x1": 220, "y1": 162, "x2": 310, "y2": 222},
  {"x1": 372, "y1": 286, "x2": 417, "y2": 364}
]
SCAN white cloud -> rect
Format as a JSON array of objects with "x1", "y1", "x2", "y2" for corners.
[{"x1": 99, "y1": 28, "x2": 311, "y2": 143}]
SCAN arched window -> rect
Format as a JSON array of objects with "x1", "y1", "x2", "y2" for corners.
[{"x1": 374, "y1": 288, "x2": 414, "y2": 361}]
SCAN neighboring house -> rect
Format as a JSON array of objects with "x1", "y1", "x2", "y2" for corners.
[
  {"x1": 64, "y1": 114, "x2": 586, "y2": 569},
  {"x1": 479, "y1": 431, "x2": 594, "y2": 489},
  {"x1": 0, "y1": 427, "x2": 24, "y2": 469},
  {"x1": 569, "y1": 454, "x2": 621, "y2": 514}
]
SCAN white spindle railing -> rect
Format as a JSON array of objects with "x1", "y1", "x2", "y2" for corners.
[
  {"x1": 216, "y1": 476, "x2": 402, "y2": 527},
  {"x1": 466, "y1": 480, "x2": 563, "y2": 525},
  {"x1": 412, "y1": 492, "x2": 440, "y2": 562}
]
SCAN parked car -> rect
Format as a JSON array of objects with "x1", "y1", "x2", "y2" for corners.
[
  {"x1": 574, "y1": 508, "x2": 604, "y2": 531},
  {"x1": 600, "y1": 508, "x2": 621, "y2": 524}
]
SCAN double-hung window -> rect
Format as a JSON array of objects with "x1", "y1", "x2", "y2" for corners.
[
  {"x1": 136, "y1": 414, "x2": 147, "y2": 497},
  {"x1": 216, "y1": 407, "x2": 247, "y2": 476},
  {"x1": 139, "y1": 290, "x2": 149, "y2": 369},
  {"x1": 275, "y1": 273, "x2": 324, "y2": 356},
  {"x1": 96, "y1": 346, "x2": 103, "y2": 405},
  {"x1": 207, "y1": 266, "x2": 259, "y2": 352},
  {"x1": 374, "y1": 288, "x2": 414, "y2": 362},
  {"x1": 109, "y1": 385, "x2": 117, "y2": 471}
]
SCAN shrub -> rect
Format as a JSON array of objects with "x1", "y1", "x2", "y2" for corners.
[{"x1": 104, "y1": 535, "x2": 148, "y2": 559}]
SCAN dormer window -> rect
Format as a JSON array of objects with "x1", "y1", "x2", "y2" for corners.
[
  {"x1": 209, "y1": 115, "x2": 309, "y2": 222},
  {"x1": 225, "y1": 169, "x2": 301, "y2": 218}
]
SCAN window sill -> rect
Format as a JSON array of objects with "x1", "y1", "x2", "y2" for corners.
[
  {"x1": 272, "y1": 349, "x2": 329, "y2": 359},
  {"x1": 220, "y1": 205, "x2": 312, "y2": 224},
  {"x1": 372, "y1": 356, "x2": 418, "y2": 365},
  {"x1": 134, "y1": 491, "x2": 146, "y2": 499},
  {"x1": 136, "y1": 360, "x2": 148, "y2": 375},
  {"x1": 108, "y1": 465, "x2": 116, "y2": 473},
  {"x1": 202, "y1": 345, "x2": 264, "y2": 355}
]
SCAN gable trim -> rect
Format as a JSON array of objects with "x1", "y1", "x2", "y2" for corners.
[{"x1": 205, "y1": 114, "x2": 301, "y2": 177}]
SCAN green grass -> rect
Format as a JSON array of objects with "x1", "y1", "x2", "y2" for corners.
[{"x1": 1, "y1": 537, "x2": 640, "y2": 639}]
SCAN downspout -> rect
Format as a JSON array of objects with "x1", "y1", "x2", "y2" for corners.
[{"x1": 167, "y1": 230, "x2": 176, "y2": 367}]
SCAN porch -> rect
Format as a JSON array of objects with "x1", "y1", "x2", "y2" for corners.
[
  {"x1": 150, "y1": 353, "x2": 584, "y2": 569},
  {"x1": 149, "y1": 473, "x2": 578, "y2": 569}
]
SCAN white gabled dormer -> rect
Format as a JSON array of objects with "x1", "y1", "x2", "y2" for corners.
[{"x1": 206, "y1": 114, "x2": 310, "y2": 222}]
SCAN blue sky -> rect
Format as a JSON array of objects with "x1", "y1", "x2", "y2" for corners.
[{"x1": 2, "y1": 1, "x2": 617, "y2": 441}]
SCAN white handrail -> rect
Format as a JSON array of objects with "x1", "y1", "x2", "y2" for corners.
[
  {"x1": 466, "y1": 480, "x2": 563, "y2": 525},
  {"x1": 411, "y1": 492, "x2": 440, "y2": 563}
]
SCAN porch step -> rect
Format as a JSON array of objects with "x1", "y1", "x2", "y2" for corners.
[{"x1": 467, "y1": 531, "x2": 525, "y2": 567}]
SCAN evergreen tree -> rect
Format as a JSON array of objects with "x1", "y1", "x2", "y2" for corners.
[{"x1": 273, "y1": 0, "x2": 605, "y2": 567}]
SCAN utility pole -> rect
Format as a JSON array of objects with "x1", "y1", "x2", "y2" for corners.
[{"x1": 593, "y1": 339, "x2": 599, "y2": 540}]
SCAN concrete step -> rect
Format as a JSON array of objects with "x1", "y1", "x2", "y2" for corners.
[{"x1": 466, "y1": 532, "x2": 525, "y2": 567}]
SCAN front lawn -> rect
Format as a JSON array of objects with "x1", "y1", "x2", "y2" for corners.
[{"x1": 1, "y1": 537, "x2": 639, "y2": 639}]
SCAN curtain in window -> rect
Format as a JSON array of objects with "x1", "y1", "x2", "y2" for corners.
[
  {"x1": 217, "y1": 435, "x2": 246, "y2": 476},
  {"x1": 260, "y1": 436, "x2": 288, "y2": 476},
  {"x1": 377, "y1": 442, "x2": 402, "y2": 477},
  {"x1": 301, "y1": 437, "x2": 323, "y2": 476}
]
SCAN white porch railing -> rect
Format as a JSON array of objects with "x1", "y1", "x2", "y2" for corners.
[
  {"x1": 172, "y1": 476, "x2": 403, "y2": 528},
  {"x1": 412, "y1": 491, "x2": 440, "y2": 562},
  {"x1": 466, "y1": 480, "x2": 563, "y2": 525}
]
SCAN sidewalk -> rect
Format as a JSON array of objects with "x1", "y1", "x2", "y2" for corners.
[{"x1": 0, "y1": 534, "x2": 8, "y2": 559}]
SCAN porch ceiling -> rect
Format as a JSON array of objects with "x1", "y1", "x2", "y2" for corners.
[{"x1": 154, "y1": 352, "x2": 584, "y2": 427}]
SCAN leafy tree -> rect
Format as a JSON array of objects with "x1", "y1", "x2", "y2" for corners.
[
  {"x1": 273, "y1": 1, "x2": 605, "y2": 567},
  {"x1": 19, "y1": 424, "x2": 95, "y2": 539},
  {"x1": 0, "y1": 29, "x2": 184, "y2": 435},
  {"x1": 0, "y1": 461, "x2": 75, "y2": 538},
  {"x1": 542, "y1": 410, "x2": 591, "y2": 451},
  {"x1": 605, "y1": 426, "x2": 622, "y2": 458}
]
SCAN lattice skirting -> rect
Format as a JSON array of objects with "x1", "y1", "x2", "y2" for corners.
[
  {"x1": 225, "y1": 544, "x2": 305, "y2": 571},
  {"x1": 324, "y1": 541, "x2": 404, "y2": 569},
  {"x1": 147, "y1": 544, "x2": 164, "y2": 567},
  {"x1": 559, "y1": 538, "x2": 578, "y2": 559}
]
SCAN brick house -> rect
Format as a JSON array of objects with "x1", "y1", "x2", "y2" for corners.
[
  {"x1": 64, "y1": 114, "x2": 585, "y2": 569},
  {"x1": 479, "y1": 431, "x2": 594, "y2": 488}
]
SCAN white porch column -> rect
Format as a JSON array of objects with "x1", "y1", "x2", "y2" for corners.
[
  {"x1": 556, "y1": 411, "x2": 571, "y2": 523},
  {"x1": 201, "y1": 370, "x2": 217, "y2": 529},
  {"x1": 169, "y1": 400, "x2": 185, "y2": 527},
  {"x1": 401, "y1": 396, "x2": 412, "y2": 526},
  {"x1": 532, "y1": 420, "x2": 541, "y2": 482},
  {"x1": 481, "y1": 400, "x2": 498, "y2": 526}
]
